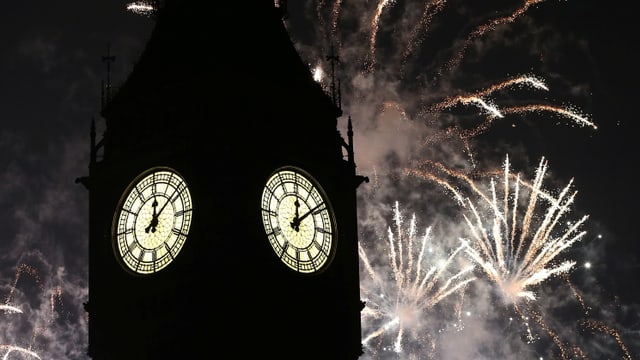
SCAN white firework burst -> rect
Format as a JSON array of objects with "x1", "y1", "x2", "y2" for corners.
[
  {"x1": 359, "y1": 201, "x2": 475, "y2": 358},
  {"x1": 460, "y1": 155, "x2": 588, "y2": 304}
]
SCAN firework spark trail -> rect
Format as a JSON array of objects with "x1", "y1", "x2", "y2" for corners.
[
  {"x1": 125, "y1": 1, "x2": 156, "y2": 16},
  {"x1": 295, "y1": 1, "x2": 632, "y2": 358},
  {"x1": 407, "y1": 156, "x2": 603, "y2": 358},
  {"x1": 306, "y1": 2, "x2": 595, "y2": 158},
  {"x1": 461, "y1": 97, "x2": 503, "y2": 118},
  {"x1": 428, "y1": 75, "x2": 550, "y2": 112},
  {"x1": 330, "y1": 0, "x2": 343, "y2": 46},
  {"x1": 359, "y1": 201, "x2": 475, "y2": 356},
  {"x1": 581, "y1": 319, "x2": 633, "y2": 360},
  {"x1": 413, "y1": 155, "x2": 589, "y2": 302},
  {"x1": 400, "y1": 0, "x2": 448, "y2": 73},
  {"x1": 405, "y1": 159, "x2": 478, "y2": 205},
  {"x1": 482, "y1": 75, "x2": 549, "y2": 93},
  {"x1": 0, "y1": 305, "x2": 22, "y2": 314},
  {"x1": 1, "y1": 263, "x2": 65, "y2": 360},
  {"x1": 309, "y1": 0, "x2": 345, "y2": 69},
  {"x1": 365, "y1": 0, "x2": 397, "y2": 72},
  {"x1": 315, "y1": 0, "x2": 329, "y2": 50},
  {"x1": 570, "y1": 345, "x2": 589, "y2": 359},
  {"x1": 1, "y1": 305, "x2": 41, "y2": 360},
  {"x1": 441, "y1": 0, "x2": 547, "y2": 75},
  {"x1": 562, "y1": 273, "x2": 590, "y2": 315},
  {"x1": 4, "y1": 264, "x2": 43, "y2": 305},
  {"x1": 409, "y1": 147, "x2": 582, "y2": 210},
  {"x1": 0, "y1": 345, "x2": 41, "y2": 360},
  {"x1": 518, "y1": 304, "x2": 571, "y2": 358},
  {"x1": 415, "y1": 75, "x2": 596, "y2": 154},
  {"x1": 500, "y1": 104, "x2": 597, "y2": 128}
]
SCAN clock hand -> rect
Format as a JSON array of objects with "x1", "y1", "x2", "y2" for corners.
[
  {"x1": 145, "y1": 185, "x2": 179, "y2": 233},
  {"x1": 290, "y1": 199, "x2": 301, "y2": 231},
  {"x1": 157, "y1": 194, "x2": 172, "y2": 216},
  {"x1": 145, "y1": 198, "x2": 159, "y2": 233},
  {"x1": 156, "y1": 185, "x2": 182, "y2": 217},
  {"x1": 291, "y1": 202, "x2": 325, "y2": 232},
  {"x1": 297, "y1": 202, "x2": 325, "y2": 222}
]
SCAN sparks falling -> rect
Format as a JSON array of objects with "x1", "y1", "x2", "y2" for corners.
[
  {"x1": 0, "y1": 345, "x2": 41, "y2": 360},
  {"x1": 295, "y1": 0, "x2": 595, "y2": 173},
  {"x1": 0, "y1": 305, "x2": 22, "y2": 314},
  {"x1": 359, "y1": 202, "x2": 475, "y2": 358},
  {"x1": 408, "y1": 154, "x2": 589, "y2": 305},
  {"x1": 126, "y1": 1, "x2": 157, "y2": 16},
  {"x1": 0, "y1": 263, "x2": 62, "y2": 360},
  {"x1": 458, "y1": 155, "x2": 587, "y2": 303},
  {"x1": 439, "y1": 0, "x2": 547, "y2": 74},
  {"x1": 365, "y1": 0, "x2": 396, "y2": 72},
  {"x1": 406, "y1": 157, "x2": 634, "y2": 358},
  {"x1": 425, "y1": 75, "x2": 596, "y2": 128},
  {"x1": 287, "y1": 1, "x2": 635, "y2": 358}
]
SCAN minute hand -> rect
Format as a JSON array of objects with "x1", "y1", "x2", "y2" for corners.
[
  {"x1": 158, "y1": 185, "x2": 181, "y2": 216},
  {"x1": 298, "y1": 202, "x2": 325, "y2": 222}
]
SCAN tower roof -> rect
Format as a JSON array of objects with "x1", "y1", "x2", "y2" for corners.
[{"x1": 103, "y1": 1, "x2": 337, "y2": 121}]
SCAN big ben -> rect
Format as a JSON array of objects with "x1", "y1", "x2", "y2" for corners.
[{"x1": 81, "y1": 1, "x2": 365, "y2": 359}]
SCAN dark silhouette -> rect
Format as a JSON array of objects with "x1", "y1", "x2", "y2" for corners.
[{"x1": 78, "y1": 1, "x2": 366, "y2": 359}]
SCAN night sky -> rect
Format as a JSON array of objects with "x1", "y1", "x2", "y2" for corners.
[{"x1": 1, "y1": 1, "x2": 638, "y2": 359}]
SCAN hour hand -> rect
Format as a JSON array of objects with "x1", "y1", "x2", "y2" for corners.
[
  {"x1": 145, "y1": 198, "x2": 159, "y2": 233},
  {"x1": 290, "y1": 199, "x2": 301, "y2": 231}
]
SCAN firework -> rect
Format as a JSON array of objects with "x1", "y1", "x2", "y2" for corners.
[
  {"x1": 1, "y1": 263, "x2": 64, "y2": 360},
  {"x1": 359, "y1": 201, "x2": 475, "y2": 358},
  {"x1": 2, "y1": 305, "x2": 42, "y2": 360},
  {"x1": 2, "y1": 264, "x2": 40, "y2": 360},
  {"x1": 440, "y1": 0, "x2": 547, "y2": 74},
  {"x1": 0, "y1": 345, "x2": 41, "y2": 360},
  {"x1": 365, "y1": 0, "x2": 396, "y2": 72},
  {"x1": 287, "y1": 0, "x2": 640, "y2": 358},
  {"x1": 425, "y1": 75, "x2": 596, "y2": 128},
  {"x1": 297, "y1": 0, "x2": 594, "y2": 136},
  {"x1": 406, "y1": 156, "x2": 637, "y2": 358},
  {"x1": 457, "y1": 155, "x2": 587, "y2": 303},
  {"x1": 408, "y1": 155, "x2": 587, "y2": 312},
  {"x1": 582, "y1": 319, "x2": 633, "y2": 360},
  {"x1": 126, "y1": 1, "x2": 157, "y2": 16},
  {"x1": 0, "y1": 305, "x2": 22, "y2": 314}
]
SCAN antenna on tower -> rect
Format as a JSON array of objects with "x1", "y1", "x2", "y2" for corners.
[
  {"x1": 274, "y1": 0, "x2": 288, "y2": 20},
  {"x1": 101, "y1": 43, "x2": 116, "y2": 111},
  {"x1": 326, "y1": 44, "x2": 342, "y2": 114}
]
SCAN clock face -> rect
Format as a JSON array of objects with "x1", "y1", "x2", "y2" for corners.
[
  {"x1": 261, "y1": 167, "x2": 336, "y2": 274},
  {"x1": 113, "y1": 167, "x2": 193, "y2": 275}
]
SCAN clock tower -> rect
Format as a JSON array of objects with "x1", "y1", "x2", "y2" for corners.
[{"x1": 80, "y1": 1, "x2": 365, "y2": 359}]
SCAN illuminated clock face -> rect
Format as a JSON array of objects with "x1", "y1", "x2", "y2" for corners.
[
  {"x1": 113, "y1": 167, "x2": 193, "y2": 275},
  {"x1": 261, "y1": 167, "x2": 336, "y2": 274}
]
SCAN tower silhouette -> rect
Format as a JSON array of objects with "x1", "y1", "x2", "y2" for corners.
[{"x1": 80, "y1": 1, "x2": 366, "y2": 359}]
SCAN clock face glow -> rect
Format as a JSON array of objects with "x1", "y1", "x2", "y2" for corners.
[
  {"x1": 113, "y1": 167, "x2": 193, "y2": 275},
  {"x1": 261, "y1": 167, "x2": 336, "y2": 274}
]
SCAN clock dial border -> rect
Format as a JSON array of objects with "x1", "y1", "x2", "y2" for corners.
[
  {"x1": 261, "y1": 166, "x2": 337, "y2": 274},
  {"x1": 112, "y1": 167, "x2": 193, "y2": 275}
]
